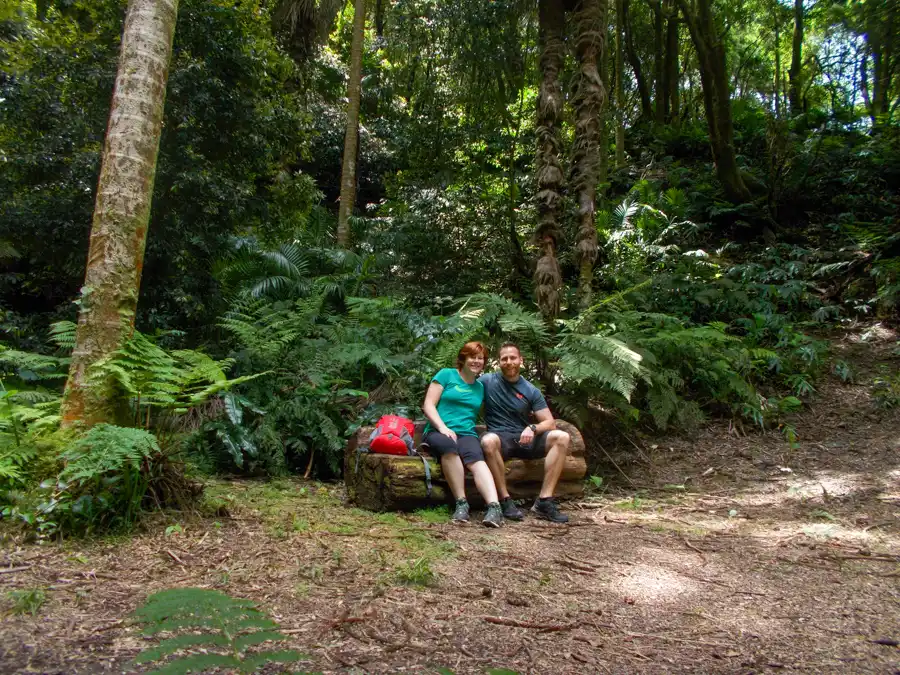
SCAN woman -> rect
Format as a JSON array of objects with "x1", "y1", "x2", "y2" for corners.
[{"x1": 422, "y1": 341, "x2": 503, "y2": 527}]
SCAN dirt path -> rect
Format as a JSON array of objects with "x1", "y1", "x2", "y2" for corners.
[{"x1": 1, "y1": 334, "x2": 898, "y2": 674}]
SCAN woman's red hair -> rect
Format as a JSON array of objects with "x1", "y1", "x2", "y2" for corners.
[{"x1": 456, "y1": 341, "x2": 488, "y2": 369}]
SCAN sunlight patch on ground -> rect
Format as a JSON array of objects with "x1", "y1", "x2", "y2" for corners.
[{"x1": 612, "y1": 564, "x2": 698, "y2": 604}]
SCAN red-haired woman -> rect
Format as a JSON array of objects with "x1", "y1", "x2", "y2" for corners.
[{"x1": 422, "y1": 341, "x2": 503, "y2": 526}]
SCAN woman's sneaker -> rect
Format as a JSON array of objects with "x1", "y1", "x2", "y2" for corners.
[
  {"x1": 500, "y1": 497, "x2": 524, "y2": 521},
  {"x1": 483, "y1": 502, "x2": 504, "y2": 528},
  {"x1": 531, "y1": 497, "x2": 569, "y2": 523},
  {"x1": 451, "y1": 499, "x2": 470, "y2": 523}
]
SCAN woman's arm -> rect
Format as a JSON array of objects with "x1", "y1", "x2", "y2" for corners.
[{"x1": 422, "y1": 382, "x2": 457, "y2": 441}]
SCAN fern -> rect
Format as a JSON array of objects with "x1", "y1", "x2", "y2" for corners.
[
  {"x1": 59, "y1": 424, "x2": 157, "y2": 485},
  {"x1": 132, "y1": 588, "x2": 305, "y2": 675}
]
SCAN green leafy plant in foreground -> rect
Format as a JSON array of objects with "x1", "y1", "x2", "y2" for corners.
[
  {"x1": 6, "y1": 588, "x2": 46, "y2": 616},
  {"x1": 132, "y1": 588, "x2": 306, "y2": 674}
]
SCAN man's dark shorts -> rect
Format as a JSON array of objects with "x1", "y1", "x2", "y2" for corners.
[
  {"x1": 487, "y1": 431, "x2": 549, "y2": 460},
  {"x1": 422, "y1": 431, "x2": 485, "y2": 465}
]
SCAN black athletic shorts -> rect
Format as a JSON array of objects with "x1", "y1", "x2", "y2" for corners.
[
  {"x1": 490, "y1": 431, "x2": 549, "y2": 460},
  {"x1": 422, "y1": 431, "x2": 485, "y2": 465}
]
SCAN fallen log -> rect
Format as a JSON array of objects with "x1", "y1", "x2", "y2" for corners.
[{"x1": 345, "y1": 420, "x2": 587, "y2": 511}]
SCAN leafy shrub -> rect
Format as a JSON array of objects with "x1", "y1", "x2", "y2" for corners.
[{"x1": 132, "y1": 588, "x2": 305, "y2": 674}]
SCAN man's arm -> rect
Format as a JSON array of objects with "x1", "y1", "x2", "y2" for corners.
[{"x1": 518, "y1": 407, "x2": 556, "y2": 445}]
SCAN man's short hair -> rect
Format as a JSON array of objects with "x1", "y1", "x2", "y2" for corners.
[{"x1": 499, "y1": 342, "x2": 521, "y2": 356}]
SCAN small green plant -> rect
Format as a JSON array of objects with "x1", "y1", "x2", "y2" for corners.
[
  {"x1": 165, "y1": 524, "x2": 184, "y2": 537},
  {"x1": 412, "y1": 505, "x2": 450, "y2": 523},
  {"x1": 132, "y1": 588, "x2": 305, "y2": 674},
  {"x1": 392, "y1": 556, "x2": 436, "y2": 587},
  {"x1": 588, "y1": 474, "x2": 604, "y2": 489},
  {"x1": 6, "y1": 588, "x2": 46, "y2": 616},
  {"x1": 872, "y1": 370, "x2": 900, "y2": 409}
]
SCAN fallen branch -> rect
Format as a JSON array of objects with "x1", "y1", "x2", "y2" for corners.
[
  {"x1": 165, "y1": 549, "x2": 186, "y2": 565},
  {"x1": 0, "y1": 565, "x2": 32, "y2": 574},
  {"x1": 482, "y1": 616, "x2": 578, "y2": 632}
]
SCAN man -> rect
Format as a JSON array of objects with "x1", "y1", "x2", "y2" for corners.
[{"x1": 479, "y1": 342, "x2": 571, "y2": 523}]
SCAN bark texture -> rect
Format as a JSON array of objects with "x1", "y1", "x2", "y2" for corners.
[
  {"x1": 622, "y1": 0, "x2": 653, "y2": 119},
  {"x1": 345, "y1": 421, "x2": 587, "y2": 511},
  {"x1": 788, "y1": 0, "x2": 803, "y2": 116},
  {"x1": 61, "y1": 0, "x2": 178, "y2": 426},
  {"x1": 534, "y1": 0, "x2": 566, "y2": 320},
  {"x1": 615, "y1": 0, "x2": 626, "y2": 167},
  {"x1": 336, "y1": 0, "x2": 366, "y2": 248},
  {"x1": 571, "y1": 0, "x2": 608, "y2": 310},
  {"x1": 665, "y1": 0, "x2": 680, "y2": 120},
  {"x1": 678, "y1": 0, "x2": 752, "y2": 203},
  {"x1": 652, "y1": 0, "x2": 666, "y2": 124}
]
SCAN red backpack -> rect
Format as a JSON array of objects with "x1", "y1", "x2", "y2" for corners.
[
  {"x1": 355, "y1": 414, "x2": 432, "y2": 497},
  {"x1": 368, "y1": 415, "x2": 415, "y2": 455}
]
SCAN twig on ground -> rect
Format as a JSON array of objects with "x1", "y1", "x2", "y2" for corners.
[
  {"x1": 0, "y1": 565, "x2": 32, "y2": 574},
  {"x1": 624, "y1": 631, "x2": 731, "y2": 648},
  {"x1": 92, "y1": 619, "x2": 124, "y2": 633},
  {"x1": 595, "y1": 441, "x2": 637, "y2": 486},
  {"x1": 682, "y1": 537, "x2": 708, "y2": 564},
  {"x1": 482, "y1": 616, "x2": 578, "y2": 632},
  {"x1": 165, "y1": 549, "x2": 186, "y2": 565}
]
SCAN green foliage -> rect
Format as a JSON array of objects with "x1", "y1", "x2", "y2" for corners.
[
  {"x1": 132, "y1": 588, "x2": 305, "y2": 675},
  {"x1": 872, "y1": 369, "x2": 900, "y2": 409},
  {"x1": 6, "y1": 588, "x2": 46, "y2": 616}
]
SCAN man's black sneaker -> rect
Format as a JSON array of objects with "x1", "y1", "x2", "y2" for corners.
[
  {"x1": 483, "y1": 502, "x2": 504, "y2": 528},
  {"x1": 531, "y1": 497, "x2": 569, "y2": 523},
  {"x1": 500, "y1": 497, "x2": 524, "y2": 521},
  {"x1": 451, "y1": 499, "x2": 470, "y2": 523}
]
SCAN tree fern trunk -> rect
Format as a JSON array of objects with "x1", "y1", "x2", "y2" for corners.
[
  {"x1": 336, "y1": 0, "x2": 366, "y2": 248},
  {"x1": 615, "y1": 0, "x2": 626, "y2": 167},
  {"x1": 571, "y1": 0, "x2": 608, "y2": 310},
  {"x1": 534, "y1": 0, "x2": 566, "y2": 320},
  {"x1": 787, "y1": 0, "x2": 803, "y2": 116},
  {"x1": 61, "y1": 0, "x2": 178, "y2": 426}
]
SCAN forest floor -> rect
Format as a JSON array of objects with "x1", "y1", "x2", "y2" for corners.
[{"x1": 1, "y1": 325, "x2": 898, "y2": 674}]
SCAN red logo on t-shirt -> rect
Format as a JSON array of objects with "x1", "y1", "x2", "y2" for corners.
[{"x1": 515, "y1": 393, "x2": 524, "y2": 399}]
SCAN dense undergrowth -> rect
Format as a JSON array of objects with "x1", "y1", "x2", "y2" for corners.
[{"x1": 2, "y1": 175, "x2": 897, "y2": 538}]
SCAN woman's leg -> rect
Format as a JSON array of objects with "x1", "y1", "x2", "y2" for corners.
[
  {"x1": 441, "y1": 453, "x2": 466, "y2": 500},
  {"x1": 468, "y1": 460, "x2": 499, "y2": 504}
]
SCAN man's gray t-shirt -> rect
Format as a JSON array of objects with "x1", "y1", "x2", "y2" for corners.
[{"x1": 478, "y1": 372, "x2": 548, "y2": 433}]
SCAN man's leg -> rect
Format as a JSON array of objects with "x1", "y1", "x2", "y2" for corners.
[
  {"x1": 481, "y1": 433, "x2": 509, "y2": 499},
  {"x1": 539, "y1": 430, "x2": 571, "y2": 498}
]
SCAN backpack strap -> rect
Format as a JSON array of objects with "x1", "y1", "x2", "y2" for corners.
[
  {"x1": 354, "y1": 445, "x2": 370, "y2": 474},
  {"x1": 410, "y1": 448, "x2": 432, "y2": 498}
]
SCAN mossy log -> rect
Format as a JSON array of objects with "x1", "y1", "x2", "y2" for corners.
[{"x1": 344, "y1": 420, "x2": 587, "y2": 512}]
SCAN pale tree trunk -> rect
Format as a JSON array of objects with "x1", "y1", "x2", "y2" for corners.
[
  {"x1": 678, "y1": 0, "x2": 752, "y2": 203},
  {"x1": 337, "y1": 0, "x2": 366, "y2": 248},
  {"x1": 534, "y1": 0, "x2": 566, "y2": 320},
  {"x1": 572, "y1": 0, "x2": 608, "y2": 310},
  {"x1": 615, "y1": 0, "x2": 626, "y2": 167},
  {"x1": 788, "y1": 0, "x2": 803, "y2": 116},
  {"x1": 61, "y1": 0, "x2": 178, "y2": 426}
]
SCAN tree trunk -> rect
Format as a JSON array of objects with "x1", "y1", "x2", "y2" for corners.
[
  {"x1": 651, "y1": 0, "x2": 666, "y2": 124},
  {"x1": 788, "y1": 0, "x2": 803, "y2": 116},
  {"x1": 678, "y1": 0, "x2": 751, "y2": 203},
  {"x1": 773, "y1": 1, "x2": 782, "y2": 118},
  {"x1": 534, "y1": 0, "x2": 566, "y2": 320},
  {"x1": 572, "y1": 0, "x2": 608, "y2": 310},
  {"x1": 622, "y1": 0, "x2": 653, "y2": 119},
  {"x1": 665, "y1": 0, "x2": 680, "y2": 121},
  {"x1": 336, "y1": 0, "x2": 366, "y2": 248},
  {"x1": 374, "y1": 0, "x2": 384, "y2": 38},
  {"x1": 61, "y1": 0, "x2": 178, "y2": 427},
  {"x1": 615, "y1": 0, "x2": 626, "y2": 167}
]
